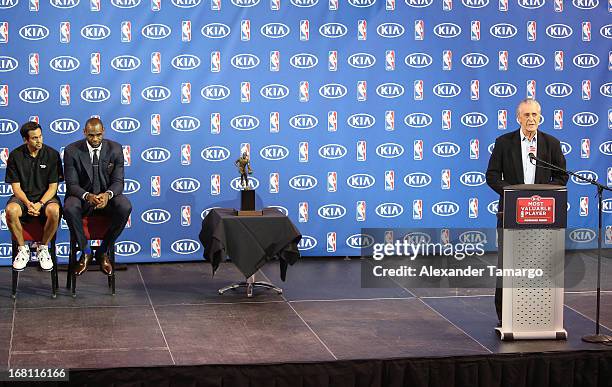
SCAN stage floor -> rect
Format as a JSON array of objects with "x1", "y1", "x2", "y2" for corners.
[{"x1": 1, "y1": 251, "x2": 612, "y2": 369}]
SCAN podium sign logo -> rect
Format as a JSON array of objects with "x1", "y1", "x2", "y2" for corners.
[{"x1": 516, "y1": 195, "x2": 555, "y2": 224}]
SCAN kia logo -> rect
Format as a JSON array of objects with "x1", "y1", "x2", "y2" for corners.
[
  {"x1": 461, "y1": 53, "x2": 489, "y2": 68},
  {"x1": 231, "y1": 54, "x2": 259, "y2": 70},
  {"x1": 433, "y1": 142, "x2": 460, "y2": 157},
  {"x1": 0, "y1": 243, "x2": 12, "y2": 259},
  {"x1": 201, "y1": 23, "x2": 231, "y2": 39},
  {"x1": 599, "y1": 141, "x2": 612, "y2": 156},
  {"x1": 405, "y1": 0, "x2": 432, "y2": 6},
  {"x1": 201, "y1": 146, "x2": 231, "y2": 162},
  {"x1": 318, "y1": 144, "x2": 347, "y2": 160},
  {"x1": 546, "y1": 24, "x2": 573, "y2": 39},
  {"x1": 462, "y1": 0, "x2": 488, "y2": 7},
  {"x1": 459, "y1": 231, "x2": 487, "y2": 244},
  {"x1": 141, "y1": 147, "x2": 171, "y2": 163},
  {"x1": 260, "y1": 145, "x2": 289, "y2": 161},
  {"x1": 123, "y1": 179, "x2": 141, "y2": 194},
  {"x1": 346, "y1": 234, "x2": 375, "y2": 249},
  {"x1": 230, "y1": 115, "x2": 259, "y2": 131},
  {"x1": 569, "y1": 229, "x2": 596, "y2": 243},
  {"x1": 172, "y1": 0, "x2": 201, "y2": 7},
  {"x1": 260, "y1": 84, "x2": 289, "y2": 100},
  {"x1": 0, "y1": 56, "x2": 18, "y2": 72},
  {"x1": 50, "y1": 0, "x2": 79, "y2": 8},
  {"x1": 230, "y1": 177, "x2": 260, "y2": 191},
  {"x1": 489, "y1": 82, "x2": 517, "y2": 98},
  {"x1": 460, "y1": 171, "x2": 486, "y2": 186},
  {"x1": 560, "y1": 142, "x2": 572, "y2": 155},
  {"x1": 111, "y1": 55, "x2": 141, "y2": 71},
  {"x1": 290, "y1": 114, "x2": 318, "y2": 130},
  {"x1": 57, "y1": 182, "x2": 66, "y2": 196},
  {"x1": 375, "y1": 203, "x2": 403, "y2": 218},
  {"x1": 111, "y1": 0, "x2": 140, "y2": 7},
  {"x1": 19, "y1": 87, "x2": 49, "y2": 103},
  {"x1": 171, "y1": 239, "x2": 201, "y2": 255},
  {"x1": 602, "y1": 199, "x2": 612, "y2": 213},
  {"x1": 434, "y1": 23, "x2": 461, "y2": 38},
  {"x1": 404, "y1": 172, "x2": 431, "y2": 188},
  {"x1": 518, "y1": 0, "x2": 543, "y2": 7},
  {"x1": 298, "y1": 235, "x2": 317, "y2": 250},
  {"x1": 572, "y1": 112, "x2": 598, "y2": 127},
  {"x1": 19, "y1": 24, "x2": 49, "y2": 40},
  {"x1": 347, "y1": 113, "x2": 375, "y2": 129},
  {"x1": 376, "y1": 23, "x2": 405, "y2": 38},
  {"x1": 319, "y1": 83, "x2": 347, "y2": 99},
  {"x1": 111, "y1": 117, "x2": 140, "y2": 133},
  {"x1": 545, "y1": 83, "x2": 572, "y2": 98},
  {"x1": 289, "y1": 175, "x2": 318, "y2": 190},
  {"x1": 290, "y1": 53, "x2": 318, "y2": 69},
  {"x1": 318, "y1": 204, "x2": 346, "y2": 220},
  {"x1": 55, "y1": 242, "x2": 70, "y2": 258},
  {"x1": 171, "y1": 116, "x2": 200, "y2": 131},
  {"x1": 291, "y1": 0, "x2": 318, "y2": 6},
  {"x1": 171, "y1": 54, "x2": 201, "y2": 70},
  {"x1": 601, "y1": 24, "x2": 612, "y2": 39},
  {"x1": 231, "y1": 0, "x2": 260, "y2": 6},
  {"x1": 572, "y1": 0, "x2": 598, "y2": 9},
  {"x1": 599, "y1": 83, "x2": 612, "y2": 97},
  {"x1": 489, "y1": 23, "x2": 517, "y2": 39},
  {"x1": 404, "y1": 112, "x2": 432, "y2": 128},
  {"x1": 403, "y1": 232, "x2": 431, "y2": 244},
  {"x1": 517, "y1": 53, "x2": 545, "y2": 68},
  {"x1": 376, "y1": 83, "x2": 404, "y2": 98},
  {"x1": 260, "y1": 23, "x2": 290, "y2": 38},
  {"x1": 348, "y1": 0, "x2": 375, "y2": 6},
  {"x1": 0, "y1": 0, "x2": 17, "y2": 8},
  {"x1": 266, "y1": 206, "x2": 289, "y2": 216},
  {"x1": 376, "y1": 143, "x2": 404, "y2": 159},
  {"x1": 346, "y1": 173, "x2": 375, "y2": 189},
  {"x1": 142, "y1": 24, "x2": 171, "y2": 39},
  {"x1": 433, "y1": 83, "x2": 461, "y2": 98},
  {"x1": 347, "y1": 53, "x2": 376, "y2": 69},
  {"x1": 461, "y1": 112, "x2": 488, "y2": 128},
  {"x1": 141, "y1": 209, "x2": 171, "y2": 225},
  {"x1": 432, "y1": 201, "x2": 460, "y2": 216},
  {"x1": 50, "y1": 118, "x2": 80, "y2": 135},
  {"x1": 405, "y1": 52, "x2": 432, "y2": 68},
  {"x1": 80, "y1": 24, "x2": 111, "y2": 40},
  {"x1": 571, "y1": 170, "x2": 597, "y2": 185},
  {"x1": 115, "y1": 241, "x2": 142, "y2": 256},
  {"x1": 0, "y1": 183, "x2": 14, "y2": 197},
  {"x1": 573, "y1": 53, "x2": 599, "y2": 69},
  {"x1": 171, "y1": 178, "x2": 200, "y2": 193},
  {"x1": 141, "y1": 85, "x2": 171, "y2": 102},
  {"x1": 487, "y1": 200, "x2": 499, "y2": 215},
  {"x1": 200, "y1": 207, "x2": 221, "y2": 219},
  {"x1": 488, "y1": 143, "x2": 495, "y2": 154},
  {"x1": 0, "y1": 119, "x2": 18, "y2": 135},
  {"x1": 319, "y1": 23, "x2": 348, "y2": 38},
  {"x1": 81, "y1": 87, "x2": 110, "y2": 103},
  {"x1": 201, "y1": 85, "x2": 230, "y2": 100}
]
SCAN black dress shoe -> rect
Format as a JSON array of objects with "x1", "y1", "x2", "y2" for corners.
[
  {"x1": 99, "y1": 252, "x2": 113, "y2": 276},
  {"x1": 75, "y1": 252, "x2": 93, "y2": 276}
]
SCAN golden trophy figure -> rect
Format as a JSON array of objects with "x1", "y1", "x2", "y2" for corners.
[{"x1": 235, "y1": 152, "x2": 253, "y2": 190}]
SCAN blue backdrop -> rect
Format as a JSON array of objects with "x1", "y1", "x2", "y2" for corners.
[{"x1": 0, "y1": 0, "x2": 610, "y2": 263}]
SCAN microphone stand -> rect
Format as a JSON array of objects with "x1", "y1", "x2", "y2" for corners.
[{"x1": 530, "y1": 154, "x2": 612, "y2": 343}]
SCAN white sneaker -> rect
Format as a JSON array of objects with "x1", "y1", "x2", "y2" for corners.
[
  {"x1": 13, "y1": 245, "x2": 30, "y2": 271},
  {"x1": 37, "y1": 245, "x2": 53, "y2": 271}
]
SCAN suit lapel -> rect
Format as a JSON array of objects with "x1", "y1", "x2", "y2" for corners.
[
  {"x1": 511, "y1": 129, "x2": 524, "y2": 184},
  {"x1": 78, "y1": 140, "x2": 93, "y2": 182},
  {"x1": 534, "y1": 131, "x2": 547, "y2": 183}
]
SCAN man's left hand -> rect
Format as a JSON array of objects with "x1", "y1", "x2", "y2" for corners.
[{"x1": 94, "y1": 192, "x2": 110, "y2": 209}]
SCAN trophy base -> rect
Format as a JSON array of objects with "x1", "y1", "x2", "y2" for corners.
[
  {"x1": 241, "y1": 189, "x2": 256, "y2": 211},
  {"x1": 236, "y1": 210, "x2": 263, "y2": 216}
]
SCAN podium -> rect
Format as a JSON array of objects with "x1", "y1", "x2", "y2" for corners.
[{"x1": 496, "y1": 184, "x2": 567, "y2": 340}]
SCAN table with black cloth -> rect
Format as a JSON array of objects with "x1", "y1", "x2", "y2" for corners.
[{"x1": 198, "y1": 208, "x2": 302, "y2": 289}]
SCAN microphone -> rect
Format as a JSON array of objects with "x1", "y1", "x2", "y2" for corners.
[{"x1": 528, "y1": 152, "x2": 536, "y2": 162}]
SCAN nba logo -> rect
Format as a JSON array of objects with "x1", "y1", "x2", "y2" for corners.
[
  {"x1": 300, "y1": 20, "x2": 309, "y2": 41},
  {"x1": 606, "y1": 226, "x2": 612, "y2": 245},
  {"x1": 442, "y1": 50, "x2": 452, "y2": 71},
  {"x1": 1, "y1": 85, "x2": 9, "y2": 106},
  {"x1": 526, "y1": 80, "x2": 536, "y2": 99},
  {"x1": 385, "y1": 110, "x2": 395, "y2": 131},
  {"x1": 579, "y1": 197, "x2": 589, "y2": 216},
  {"x1": 60, "y1": 218, "x2": 68, "y2": 230},
  {"x1": 385, "y1": 50, "x2": 395, "y2": 71},
  {"x1": 151, "y1": 238, "x2": 161, "y2": 258},
  {"x1": 181, "y1": 82, "x2": 191, "y2": 104},
  {"x1": 582, "y1": 21, "x2": 591, "y2": 42},
  {"x1": 581, "y1": 80, "x2": 591, "y2": 100},
  {"x1": 0, "y1": 148, "x2": 8, "y2": 168},
  {"x1": 120, "y1": 83, "x2": 131, "y2": 105},
  {"x1": 123, "y1": 145, "x2": 131, "y2": 166},
  {"x1": 182, "y1": 21, "x2": 191, "y2": 42},
  {"x1": 151, "y1": 176, "x2": 161, "y2": 197},
  {"x1": 498, "y1": 50, "x2": 508, "y2": 71},
  {"x1": 150, "y1": 52, "x2": 161, "y2": 73},
  {"x1": 211, "y1": 0, "x2": 220, "y2": 10},
  {"x1": 90, "y1": 0, "x2": 100, "y2": 11},
  {"x1": 270, "y1": 111, "x2": 280, "y2": 133},
  {"x1": 60, "y1": 84, "x2": 70, "y2": 106},
  {"x1": 443, "y1": 0, "x2": 452, "y2": 10},
  {"x1": 90, "y1": 52, "x2": 101, "y2": 74},
  {"x1": 121, "y1": 21, "x2": 131, "y2": 42},
  {"x1": 527, "y1": 21, "x2": 536, "y2": 41},
  {"x1": 385, "y1": 0, "x2": 394, "y2": 9},
  {"x1": 554, "y1": 50, "x2": 564, "y2": 71},
  {"x1": 470, "y1": 139, "x2": 479, "y2": 160},
  {"x1": 440, "y1": 228, "x2": 450, "y2": 244},
  {"x1": 270, "y1": 0, "x2": 280, "y2": 10},
  {"x1": 326, "y1": 232, "x2": 336, "y2": 252},
  {"x1": 240, "y1": 143, "x2": 250, "y2": 158},
  {"x1": 441, "y1": 169, "x2": 451, "y2": 190},
  {"x1": 181, "y1": 206, "x2": 191, "y2": 226},
  {"x1": 211, "y1": 174, "x2": 221, "y2": 195},
  {"x1": 298, "y1": 202, "x2": 308, "y2": 223},
  {"x1": 554, "y1": 109, "x2": 563, "y2": 129},
  {"x1": 299, "y1": 81, "x2": 309, "y2": 102},
  {"x1": 269, "y1": 172, "x2": 279, "y2": 193},
  {"x1": 60, "y1": 21, "x2": 70, "y2": 43},
  {"x1": 357, "y1": 140, "x2": 366, "y2": 161},
  {"x1": 151, "y1": 0, "x2": 161, "y2": 10},
  {"x1": 211, "y1": 112, "x2": 221, "y2": 134},
  {"x1": 29, "y1": 53, "x2": 39, "y2": 75},
  {"x1": 608, "y1": 166, "x2": 612, "y2": 186},
  {"x1": 442, "y1": 110, "x2": 451, "y2": 130},
  {"x1": 357, "y1": 81, "x2": 367, "y2": 101},
  {"x1": 0, "y1": 209, "x2": 8, "y2": 231},
  {"x1": 356, "y1": 201, "x2": 366, "y2": 222},
  {"x1": 609, "y1": 51, "x2": 612, "y2": 71},
  {"x1": 385, "y1": 170, "x2": 394, "y2": 191},
  {"x1": 241, "y1": 20, "x2": 250, "y2": 41},
  {"x1": 211, "y1": 51, "x2": 220, "y2": 73},
  {"x1": 580, "y1": 139, "x2": 590, "y2": 159},
  {"x1": 29, "y1": 115, "x2": 39, "y2": 124},
  {"x1": 498, "y1": 0, "x2": 507, "y2": 10},
  {"x1": 498, "y1": 110, "x2": 507, "y2": 130},
  {"x1": 0, "y1": 22, "x2": 7, "y2": 43},
  {"x1": 241, "y1": 82, "x2": 250, "y2": 103},
  {"x1": 385, "y1": 230, "x2": 394, "y2": 244},
  {"x1": 328, "y1": 50, "x2": 338, "y2": 71},
  {"x1": 151, "y1": 113, "x2": 161, "y2": 135},
  {"x1": 609, "y1": 108, "x2": 612, "y2": 129},
  {"x1": 330, "y1": 0, "x2": 338, "y2": 10},
  {"x1": 270, "y1": 51, "x2": 280, "y2": 72},
  {"x1": 357, "y1": 20, "x2": 367, "y2": 41},
  {"x1": 414, "y1": 80, "x2": 423, "y2": 100},
  {"x1": 299, "y1": 141, "x2": 309, "y2": 162},
  {"x1": 327, "y1": 171, "x2": 337, "y2": 192},
  {"x1": 413, "y1": 200, "x2": 423, "y2": 220},
  {"x1": 470, "y1": 80, "x2": 479, "y2": 101},
  {"x1": 328, "y1": 111, "x2": 337, "y2": 132},
  {"x1": 59, "y1": 146, "x2": 64, "y2": 162},
  {"x1": 471, "y1": 21, "x2": 480, "y2": 41},
  {"x1": 554, "y1": 0, "x2": 562, "y2": 11},
  {"x1": 181, "y1": 144, "x2": 191, "y2": 165},
  {"x1": 415, "y1": 20, "x2": 424, "y2": 40},
  {"x1": 29, "y1": 0, "x2": 38, "y2": 11},
  {"x1": 469, "y1": 198, "x2": 478, "y2": 218},
  {"x1": 414, "y1": 140, "x2": 423, "y2": 160}
]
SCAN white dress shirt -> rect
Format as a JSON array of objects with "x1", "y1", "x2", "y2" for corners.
[
  {"x1": 520, "y1": 131, "x2": 537, "y2": 184},
  {"x1": 82, "y1": 141, "x2": 114, "y2": 200}
]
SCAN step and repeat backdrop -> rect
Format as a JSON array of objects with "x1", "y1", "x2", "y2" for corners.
[{"x1": 0, "y1": 0, "x2": 611, "y2": 262}]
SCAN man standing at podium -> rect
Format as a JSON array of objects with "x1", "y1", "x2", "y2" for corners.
[{"x1": 486, "y1": 98, "x2": 568, "y2": 325}]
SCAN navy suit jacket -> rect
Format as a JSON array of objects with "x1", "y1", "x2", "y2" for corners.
[{"x1": 64, "y1": 139, "x2": 125, "y2": 199}]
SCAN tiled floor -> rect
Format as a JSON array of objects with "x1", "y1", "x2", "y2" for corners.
[{"x1": 1, "y1": 251, "x2": 611, "y2": 369}]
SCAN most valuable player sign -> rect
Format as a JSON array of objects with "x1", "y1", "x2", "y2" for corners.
[
  {"x1": 516, "y1": 196, "x2": 555, "y2": 224},
  {"x1": 0, "y1": 0, "x2": 610, "y2": 261}
]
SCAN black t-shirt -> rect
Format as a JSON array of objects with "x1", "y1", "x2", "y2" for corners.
[{"x1": 5, "y1": 144, "x2": 62, "y2": 202}]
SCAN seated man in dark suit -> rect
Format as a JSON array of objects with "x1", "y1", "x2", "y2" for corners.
[{"x1": 63, "y1": 117, "x2": 132, "y2": 276}]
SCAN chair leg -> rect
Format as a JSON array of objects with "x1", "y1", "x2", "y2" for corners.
[
  {"x1": 11, "y1": 271, "x2": 18, "y2": 299},
  {"x1": 51, "y1": 237, "x2": 58, "y2": 298},
  {"x1": 69, "y1": 239, "x2": 77, "y2": 297},
  {"x1": 110, "y1": 248, "x2": 116, "y2": 296}
]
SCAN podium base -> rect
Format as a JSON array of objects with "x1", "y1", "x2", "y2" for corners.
[
  {"x1": 582, "y1": 334, "x2": 612, "y2": 344},
  {"x1": 495, "y1": 328, "x2": 567, "y2": 341},
  {"x1": 236, "y1": 210, "x2": 263, "y2": 216}
]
